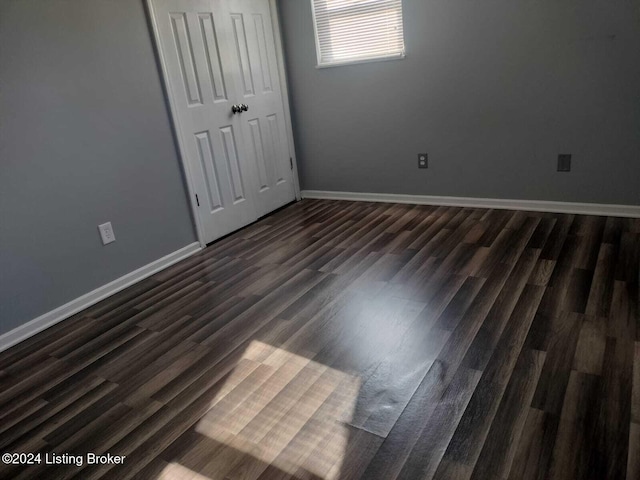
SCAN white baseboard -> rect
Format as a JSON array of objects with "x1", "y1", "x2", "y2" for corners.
[
  {"x1": 0, "y1": 242, "x2": 202, "y2": 353},
  {"x1": 301, "y1": 190, "x2": 640, "y2": 218}
]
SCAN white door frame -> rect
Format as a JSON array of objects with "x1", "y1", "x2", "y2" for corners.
[{"x1": 146, "y1": 0, "x2": 301, "y2": 248}]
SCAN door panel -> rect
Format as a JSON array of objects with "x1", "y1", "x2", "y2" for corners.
[
  {"x1": 198, "y1": 13, "x2": 228, "y2": 103},
  {"x1": 222, "y1": 0, "x2": 296, "y2": 216},
  {"x1": 248, "y1": 118, "x2": 271, "y2": 191},
  {"x1": 219, "y1": 125, "x2": 247, "y2": 202},
  {"x1": 230, "y1": 13, "x2": 256, "y2": 97},
  {"x1": 253, "y1": 13, "x2": 274, "y2": 93},
  {"x1": 194, "y1": 131, "x2": 223, "y2": 212},
  {"x1": 151, "y1": 0, "x2": 259, "y2": 244},
  {"x1": 169, "y1": 12, "x2": 202, "y2": 106}
]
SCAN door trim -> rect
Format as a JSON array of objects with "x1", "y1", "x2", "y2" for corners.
[
  {"x1": 145, "y1": 0, "x2": 301, "y2": 247},
  {"x1": 270, "y1": 0, "x2": 301, "y2": 202}
]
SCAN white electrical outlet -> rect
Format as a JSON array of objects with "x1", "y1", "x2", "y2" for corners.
[{"x1": 98, "y1": 222, "x2": 116, "y2": 245}]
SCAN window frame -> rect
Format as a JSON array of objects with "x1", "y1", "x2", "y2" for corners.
[{"x1": 310, "y1": 0, "x2": 406, "y2": 69}]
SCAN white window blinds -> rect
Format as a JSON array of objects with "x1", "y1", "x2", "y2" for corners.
[{"x1": 311, "y1": 0, "x2": 405, "y2": 67}]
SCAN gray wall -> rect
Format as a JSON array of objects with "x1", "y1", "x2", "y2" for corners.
[
  {"x1": 0, "y1": 0, "x2": 197, "y2": 334},
  {"x1": 279, "y1": 0, "x2": 640, "y2": 205}
]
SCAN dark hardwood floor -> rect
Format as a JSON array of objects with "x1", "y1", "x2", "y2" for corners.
[{"x1": 0, "y1": 199, "x2": 638, "y2": 480}]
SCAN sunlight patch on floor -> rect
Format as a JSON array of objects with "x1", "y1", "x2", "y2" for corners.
[
  {"x1": 158, "y1": 462, "x2": 212, "y2": 480},
  {"x1": 160, "y1": 340, "x2": 361, "y2": 480}
]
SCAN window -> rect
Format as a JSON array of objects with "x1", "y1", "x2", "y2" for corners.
[{"x1": 311, "y1": 0, "x2": 405, "y2": 68}]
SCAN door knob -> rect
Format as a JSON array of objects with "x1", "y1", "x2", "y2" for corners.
[{"x1": 231, "y1": 104, "x2": 249, "y2": 114}]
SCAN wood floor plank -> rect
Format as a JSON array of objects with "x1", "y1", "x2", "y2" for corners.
[
  {"x1": 395, "y1": 366, "x2": 483, "y2": 480},
  {"x1": 589, "y1": 336, "x2": 634, "y2": 479},
  {"x1": 531, "y1": 311, "x2": 585, "y2": 415},
  {"x1": 628, "y1": 422, "x2": 640, "y2": 480},
  {"x1": 633, "y1": 341, "x2": 640, "y2": 424},
  {"x1": 468, "y1": 348, "x2": 546, "y2": 480},
  {"x1": 572, "y1": 314, "x2": 607, "y2": 375},
  {"x1": 546, "y1": 370, "x2": 601, "y2": 480},
  {"x1": 461, "y1": 249, "x2": 541, "y2": 371},
  {"x1": 506, "y1": 407, "x2": 559, "y2": 480},
  {"x1": 443, "y1": 284, "x2": 545, "y2": 467}
]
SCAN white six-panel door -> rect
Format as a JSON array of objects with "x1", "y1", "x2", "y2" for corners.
[{"x1": 149, "y1": 0, "x2": 296, "y2": 243}]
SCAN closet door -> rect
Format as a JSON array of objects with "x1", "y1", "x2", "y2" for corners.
[
  {"x1": 219, "y1": 0, "x2": 297, "y2": 216},
  {"x1": 150, "y1": 0, "x2": 259, "y2": 244},
  {"x1": 149, "y1": 0, "x2": 297, "y2": 243}
]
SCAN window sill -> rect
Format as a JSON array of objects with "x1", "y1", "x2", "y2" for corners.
[{"x1": 316, "y1": 53, "x2": 406, "y2": 69}]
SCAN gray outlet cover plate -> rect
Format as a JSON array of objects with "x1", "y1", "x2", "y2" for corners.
[{"x1": 557, "y1": 154, "x2": 572, "y2": 172}]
